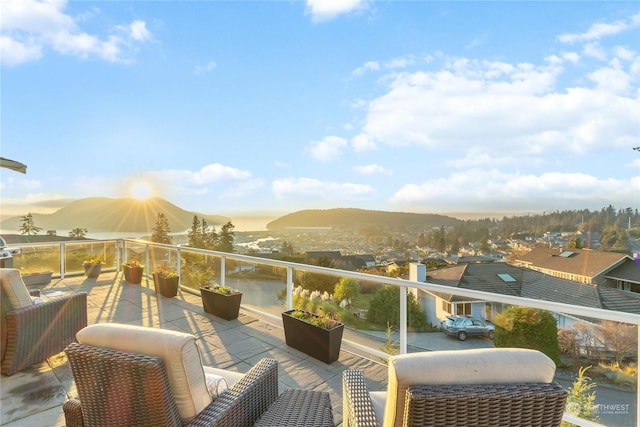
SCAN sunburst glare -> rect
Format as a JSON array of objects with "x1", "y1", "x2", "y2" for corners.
[{"x1": 130, "y1": 181, "x2": 154, "y2": 200}]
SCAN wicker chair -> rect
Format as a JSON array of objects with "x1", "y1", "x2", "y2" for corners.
[
  {"x1": 342, "y1": 348, "x2": 567, "y2": 427},
  {"x1": 0, "y1": 268, "x2": 87, "y2": 376},
  {"x1": 63, "y1": 325, "x2": 279, "y2": 427}
]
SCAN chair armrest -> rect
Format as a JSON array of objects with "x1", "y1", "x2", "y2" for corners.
[
  {"x1": 342, "y1": 370, "x2": 379, "y2": 427},
  {"x1": 63, "y1": 398, "x2": 85, "y2": 427},
  {"x1": 188, "y1": 358, "x2": 279, "y2": 427},
  {"x1": 2, "y1": 293, "x2": 87, "y2": 376}
]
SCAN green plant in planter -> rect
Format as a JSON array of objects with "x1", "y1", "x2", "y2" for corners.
[
  {"x1": 122, "y1": 259, "x2": 142, "y2": 268},
  {"x1": 200, "y1": 282, "x2": 242, "y2": 320},
  {"x1": 154, "y1": 266, "x2": 179, "y2": 279},
  {"x1": 282, "y1": 309, "x2": 345, "y2": 363},
  {"x1": 83, "y1": 256, "x2": 104, "y2": 265},
  {"x1": 83, "y1": 256, "x2": 104, "y2": 278},
  {"x1": 201, "y1": 283, "x2": 239, "y2": 295},
  {"x1": 152, "y1": 266, "x2": 179, "y2": 297},
  {"x1": 122, "y1": 259, "x2": 144, "y2": 284},
  {"x1": 288, "y1": 309, "x2": 341, "y2": 330}
]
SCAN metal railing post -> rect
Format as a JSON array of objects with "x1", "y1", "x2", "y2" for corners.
[
  {"x1": 60, "y1": 242, "x2": 65, "y2": 278},
  {"x1": 400, "y1": 285, "x2": 407, "y2": 354},
  {"x1": 220, "y1": 256, "x2": 226, "y2": 286},
  {"x1": 287, "y1": 266, "x2": 294, "y2": 310}
]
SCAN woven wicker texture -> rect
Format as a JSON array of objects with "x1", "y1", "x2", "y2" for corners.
[
  {"x1": 188, "y1": 357, "x2": 279, "y2": 427},
  {"x1": 405, "y1": 382, "x2": 567, "y2": 427},
  {"x1": 255, "y1": 388, "x2": 334, "y2": 427},
  {"x1": 1, "y1": 291, "x2": 87, "y2": 376},
  {"x1": 342, "y1": 370, "x2": 567, "y2": 427},
  {"x1": 65, "y1": 342, "x2": 184, "y2": 427},
  {"x1": 64, "y1": 342, "x2": 279, "y2": 427},
  {"x1": 342, "y1": 370, "x2": 378, "y2": 427}
]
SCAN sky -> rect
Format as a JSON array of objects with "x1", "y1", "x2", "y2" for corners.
[{"x1": 1, "y1": 0, "x2": 639, "y2": 223}]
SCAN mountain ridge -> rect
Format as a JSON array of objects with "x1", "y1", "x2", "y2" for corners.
[
  {"x1": 266, "y1": 208, "x2": 461, "y2": 230},
  {"x1": 0, "y1": 197, "x2": 230, "y2": 233}
]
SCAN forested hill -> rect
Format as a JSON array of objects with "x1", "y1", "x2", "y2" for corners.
[
  {"x1": 0, "y1": 197, "x2": 230, "y2": 233},
  {"x1": 266, "y1": 208, "x2": 461, "y2": 230}
]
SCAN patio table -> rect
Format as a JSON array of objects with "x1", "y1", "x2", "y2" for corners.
[{"x1": 254, "y1": 388, "x2": 334, "y2": 427}]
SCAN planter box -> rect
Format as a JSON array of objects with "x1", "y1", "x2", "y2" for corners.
[
  {"x1": 83, "y1": 263, "x2": 102, "y2": 278},
  {"x1": 22, "y1": 271, "x2": 53, "y2": 286},
  {"x1": 152, "y1": 273, "x2": 179, "y2": 298},
  {"x1": 200, "y1": 287, "x2": 242, "y2": 320},
  {"x1": 281, "y1": 309, "x2": 344, "y2": 364},
  {"x1": 123, "y1": 265, "x2": 144, "y2": 284}
]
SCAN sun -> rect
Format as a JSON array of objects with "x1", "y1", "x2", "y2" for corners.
[{"x1": 130, "y1": 181, "x2": 154, "y2": 200}]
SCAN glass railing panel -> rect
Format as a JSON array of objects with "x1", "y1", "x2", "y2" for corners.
[
  {"x1": 146, "y1": 244, "x2": 180, "y2": 277},
  {"x1": 178, "y1": 250, "x2": 222, "y2": 291},
  {"x1": 223, "y1": 259, "x2": 288, "y2": 318},
  {"x1": 63, "y1": 240, "x2": 117, "y2": 275},
  {"x1": 11, "y1": 243, "x2": 62, "y2": 276}
]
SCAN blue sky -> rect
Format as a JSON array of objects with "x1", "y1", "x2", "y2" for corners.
[{"x1": 1, "y1": 0, "x2": 639, "y2": 221}]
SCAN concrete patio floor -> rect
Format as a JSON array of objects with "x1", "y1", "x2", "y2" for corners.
[{"x1": 1, "y1": 271, "x2": 388, "y2": 426}]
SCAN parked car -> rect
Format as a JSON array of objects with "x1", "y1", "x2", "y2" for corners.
[{"x1": 440, "y1": 315, "x2": 495, "y2": 341}]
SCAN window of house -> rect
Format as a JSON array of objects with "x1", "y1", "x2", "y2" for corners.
[
  {"x1": 442, "y1": 301, "x2": 451, "y2": 314},
  {"x1": 456, "y1": 303, "x2": 471, "y2": 316}
]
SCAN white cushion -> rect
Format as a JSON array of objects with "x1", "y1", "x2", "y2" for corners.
[
  {"x1": 204, "y1": 373, "x2": 228, "y2": 399},
  {"x1": 76, "y1": 323, "x2": 211, "y2": 422},
  {"x1": 203, "y1": 365, "x2": 244, "y2": 388},
  {"x1": 0, "y1": 268, "x2": 33, "y2": 309},
  {"x1": 381, "y1": 348, "x2": 557, "y2": 427},
  {"x1": 369, "y1": 391, "x2": 386, "y2": 426}
]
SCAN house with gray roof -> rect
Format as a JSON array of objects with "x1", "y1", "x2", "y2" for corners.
[
  {"x1": 512, "y1": 246, "x2": 638, "y2": 293},
  {"x1": 409, "y1": 259, "x2": 639, "y2": 330}
]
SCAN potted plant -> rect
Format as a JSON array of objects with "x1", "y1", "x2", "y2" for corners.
[
  {"x1": 122, "y1": 259, "x2": 144, "y2": 284},
  {"x1": 152, "y1": 266, "x2": 179, "y2": 298},
  {"x1": 281, "y1": 308, "x2": 344, "y2": 364},
  {"x1": 200, "y1": 283, "x2": 242, "y2": 320},
  {"x1": 83, "y1": 256, "x2": 104, "y2": 278}
]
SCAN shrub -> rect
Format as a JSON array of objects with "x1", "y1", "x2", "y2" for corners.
[
  {"x1": 367, "y1": 286, "x2": 427, "y2": 330},
  {"x1": 494, "y1": 306, "x2": 559, "y2": 364}
]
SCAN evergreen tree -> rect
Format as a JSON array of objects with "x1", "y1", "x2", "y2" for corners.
[
  {"x1": 69, "y1": 227, "x2": 88, "y2": 239},
  {"x1": 188, "y1": 215, "x2": 203, "y2": 248},
  {"x1": 19, "y1": 212, "x2": 42, "y2": 235},
  {"x1": 217, "y1": 221, "x2": 235, "y2": 252},
  {"x1": 151, "y1": 213, "x2": 173, "y2": 244}
]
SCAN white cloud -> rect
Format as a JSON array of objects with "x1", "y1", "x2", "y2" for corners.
[
  {"x1": 390, "y1": 170, "x2": 637, "y2": 211},
  {"x1": 561, "y1": 51, "x2": 580, "y2": 64},
  {"x1": 353, "y1": 164, "x2": 391, "y2": 175},
  {"x1": 351, "y1": 54, "x2": 637, "y2": 162},
  {"x1": 0, "y1": 35, "x2": 42, "y2": 65},
  {"x1": 588, "y1": 63, "x2": 632, "y2": 94},
  {"x1": 128, "y1": 20, "x2": 151, "y2": 42},
  {"x1": 305, "y1": 0, "x2": 368, "y2": 23},
  {"x1": 385, "y1": 55, "x2": 416, "y2": 69},
  {"x1": 583, "y1": 42, "x2": 607, "y2": 61},
  {"x1": 306, "y1": 136, "x2": 348, "y2": 161},
  {"x1": 194, "y1": 60, "x2": 217, "y2": 75},
  {"x1": 352, "y1": 60, "x2": 380, "y2": 76},
  {"x1": 351, "y1": 133, "x2": 376, "y2": 151},
  {"x1": 273, "y1": 177, "x2": 375, "y2": 201},
  {"x1": 558, "y1": 13, "x2": 640, "y2": 43},
  {"x1": 0, "y1": 0, "x2": 152, "y2": 66}
]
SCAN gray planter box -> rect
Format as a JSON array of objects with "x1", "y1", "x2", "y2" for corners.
[{"x1": 22, "y1": 272, "x2": 53, "y2": 286}]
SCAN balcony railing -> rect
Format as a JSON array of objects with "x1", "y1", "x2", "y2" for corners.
[{"x1": 9, "y1": 238, "x2": 640, "y2": 427}]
